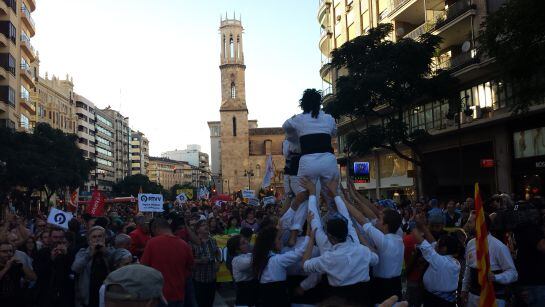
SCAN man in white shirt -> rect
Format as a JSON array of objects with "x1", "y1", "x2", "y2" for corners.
[
  {"x1": 461, "y1": 215, "x2": 518, "y2": 307},
  {"x1": 301, "y1": 178, "x2": 378, "y2": 307},
  {"x1": 412, "y1": 225, "x2": 461, "y2": 306},
  {"x1": 360, "y1": 208, "x2": 404, "y2": 303}
]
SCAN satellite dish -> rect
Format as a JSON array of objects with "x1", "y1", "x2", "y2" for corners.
[
  {"x1": 396, "y1": 27, "x2": 405, "y2": 36},
  {"x1": 461, "y1": 41, "x2": 471, "y2": 52}
]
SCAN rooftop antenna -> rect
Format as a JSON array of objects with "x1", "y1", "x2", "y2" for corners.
[{"x1": 119, "y1": 88, "x2": 122, "y2": 113}]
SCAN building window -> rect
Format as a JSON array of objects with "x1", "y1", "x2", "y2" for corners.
[
  {"x1": 230, "y1": 36, "x2": 235, "y2": 59},
  {"x1": 231, "y1": 82, "x2": 236, "y2": 99},
  {"x1": 0, "y1": 86, "x2": 15, "y2": 107},
  {"x1": 237, "y1": 36, "x2": 241, "y2": 59},
  {"x1": 20, "y1": 114, "x2": 29, "y2": 130},
  {"x1": 232, "y1": 116, "x2": 237, "y2": 136}
]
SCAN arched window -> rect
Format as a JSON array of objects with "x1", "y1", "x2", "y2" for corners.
[
  {"x1": 223, "y1": 35, "x2": 226, "y2": 59},
  {"x1": 229, "y1": 36, "x2": 235, "y2": 59},
  {"x1": 231, "y1": 82, "x2": 236, "y2": 99},
  {"x1": 232, "y1": 116, "x2": 237, "y2": 136},
  {"x1": 237, "y1": 36, "x2": 241, "y2": 59}
]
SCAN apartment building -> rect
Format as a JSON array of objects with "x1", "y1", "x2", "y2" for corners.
[
  {"x1": 130, "y1": 130, "x2": 149, "y2": 175},
  {"x1": 74, "y1": 93, "x2": 97, "y2": 192},
  {"x1": 101, "y1": 107, "x2": 130, "y2": 183},
  {"x1": 0, "y1": 0, "x2": 38, "y2": 131},
  {"x1": 35, "y1": 74, "x2": 76, "y2": 134},
  {"x1": 318, "y1": 0, "x2": 545, "y2": 199},
  {"x1": 93, "y1": 108, "x2": 116, "y2": 191},
  {"x1": 147, "y1": 156, "x2": 193, "y2": 190},
  {"x1": 161, "y1": 144, "x2": 211, "y2": 188}
]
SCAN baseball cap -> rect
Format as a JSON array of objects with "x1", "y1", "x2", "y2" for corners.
[{"x1": 104, "y1": 264, "x2": 165, "y2": 302}]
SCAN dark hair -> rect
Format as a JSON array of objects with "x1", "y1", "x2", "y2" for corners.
[
  {"x1": 226, "y1": 235, "x2": 243, "y2": 274},
  {"x1": 382, "y1": 208, "x2": 402, "y2": 234},
  {"x1": 299, "y1": 89, "x2": 322, "y2": 118},
  {"x1": 240, "y1": 227, "x2": 253, "y2": 239},
  {"x1": 326, "y1": 218, "x2": 348, "y2": 243},
  {"x1": 94, "y1": 217, "x2": 110, "y2": 228},
  {"x1": 228, "y1": 216, "x2": 240, "y2": 227},
  {"x1": 252, "y1": 227, "x2": 277, "y2": 278},
  {"x1": 437, "y1": 233, "x2": 461, "y2": 255}
]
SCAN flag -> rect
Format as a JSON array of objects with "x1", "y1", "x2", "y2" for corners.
[
  {"x1": 261, "y1": 155, "x2": 274, "y2": 188},
  {"x1": 68, "y1": 188, "x2": 79, "y2": 213},
  {"x1": 47, "y1": 207, "x2": 73, "y2": 230},
  {"x1": 475, "y1": 183, "x2": 497, "y2": 307},
  {"x1": 198, "y1": 187, "x2": 209, "y2": 200},
  {"x1": 86, "y1": 187, "x2": 106, "y2": 217},
  {"x1": 136, "y1": 186, "x2": 143, "y2": 213}
]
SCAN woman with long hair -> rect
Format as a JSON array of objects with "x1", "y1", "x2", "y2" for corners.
[
  {"x1": 226, "y1": 235, "x2": 257, "y2": 306},
  {"x1": 282, "y1": 88, "x2": 339, "y2": 203},
  {"x1": 224, "y1": 216, "x2": 240, "y2": 235},
  {"x1": 252, "y1": 226, "x2": 308, "y2": 307}
]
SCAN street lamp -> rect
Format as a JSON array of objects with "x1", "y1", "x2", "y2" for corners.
[{"x1": 244, "y1": 169, "x2": 254, "y2": 190}]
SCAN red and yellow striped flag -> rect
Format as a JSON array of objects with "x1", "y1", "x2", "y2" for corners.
[{"x1": 475, "y1": 183, "x2": 497, "y2": 307}]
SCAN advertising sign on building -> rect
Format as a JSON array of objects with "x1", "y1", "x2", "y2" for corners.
[{"x1": 353, "y1": 162, "x2": 370, "y2": 183}]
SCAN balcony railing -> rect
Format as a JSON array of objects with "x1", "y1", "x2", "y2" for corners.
[
  {"x1": 21, "y1": 5, "x2": 35, "y2": 28},
  {"x1": 434, "y1": 0, "x2": 476, "y2": 30},
  {"x1": 404, "y1": 22, "x2": 434, "y2": 40},
  {"x1": 389, "y1": 0, "x2": 411, "y2": 15},
  {"x1": 434, "y1": 50, "x2": 478, "y2": 72},
  {"x1": 3, "y1": 0, "x2": 16, "y2": 14}
]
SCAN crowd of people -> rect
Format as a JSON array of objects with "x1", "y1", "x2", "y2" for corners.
[{"x1": 0, "y1": 89, "x2": 544, "y2": 307}]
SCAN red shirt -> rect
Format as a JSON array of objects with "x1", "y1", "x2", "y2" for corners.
[
  {"x1": 129, "y1": 227, "x2": 151, "y2": 258},
  {"x1": 175, "y1": 228, "x2": 190, "y2": 242},
  {"x1": 141, "y1": 234, "x2": 194, "y2": 301}
]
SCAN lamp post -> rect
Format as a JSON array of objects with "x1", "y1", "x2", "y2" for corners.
[{"x1": 244, "y1": 169, "x2": 254, "y2": 190}]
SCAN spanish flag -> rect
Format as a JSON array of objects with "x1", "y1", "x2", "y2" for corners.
[{"x1": 475, "y1": 183, "x2": 497, "y2": 307}]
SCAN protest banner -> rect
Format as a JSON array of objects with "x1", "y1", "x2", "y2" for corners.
[
  {"x1": 47, "y1": 207, "x2": 73, "y2": 230},
  {"x1": 138, "y1": 193, "x2": 164, "y2": 212},
  {"x1": 176, "y1": 193, "x2": 188, "y2": 203},
  {"x1": 263, "y1": 196, "x2": 276, "y2": 205},
  {"x1": 177, "y1": 188, "x2": 194, "y2": 200},
  {"x1": 86, "y1": 188, "x2": 105, "y2": 217},
  {"x1": 242, "y1": 189, "x2": 255, "y2": 199}
]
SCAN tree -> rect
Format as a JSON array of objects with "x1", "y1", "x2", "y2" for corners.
[
  {"x1": 325, "y1": 23, "x2": 459, "y2": 168},
  {"x1": 111, "y1": 174, "x2": 164, "y2": 197},
  {"x1": 478, "y1": 0, "x2": 545, "y2": 113},
  {"x1": 0, "y1": 123, "x2": 95, "y2": 207}
]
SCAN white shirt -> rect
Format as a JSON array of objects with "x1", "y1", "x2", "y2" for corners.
[
  {"x1": 232, "y1": 253, "x2": 254, "y2": 282},
  {"x1": 282, "y1": 111, "x2": 337, "y2": 144},
  {"x1": 303, "y1": 240, "x2": 378, "y2": 286},
  {"x1": 282, "y1": 139, "x2": 301, "y2": 158},
  {"x1": 361, "y1": 223, "x2": 404, "y2": 278},
  {"x1": 260, "y1": 237, "x2": 309, "y2": 284},
  {"x1": 282, "y1": 237, "x2": 322, "y2": 291},
  {"x1": 418, "y1": 240, "x2": 460, "y2": 293},
  {"x1": 462, "y1": 234, "x2": 518, "y2": 292}
]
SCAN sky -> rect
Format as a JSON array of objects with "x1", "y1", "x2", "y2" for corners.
[{"x1": 33, "y1": 0, "x2": 324, "y2": 156}]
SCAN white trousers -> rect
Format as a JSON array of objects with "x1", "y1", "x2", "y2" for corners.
[
  {"x1": 282, "y1": 175, "x2": 308, "y2": 232},
  {"x1": 294, "y1": 153, "x2": 339, "y2": 194}
]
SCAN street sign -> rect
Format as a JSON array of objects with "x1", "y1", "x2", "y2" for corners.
[{"x1": 138, "y1": 193, "x2": 164, "y2": 212}]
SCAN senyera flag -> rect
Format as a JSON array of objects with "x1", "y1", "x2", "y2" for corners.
[
  {"x1": 86, "y1": 187, "x2": 106, "y2": 217},
  {"x1": 475, "y1": 183, "x2": 497, "y2": 307}
]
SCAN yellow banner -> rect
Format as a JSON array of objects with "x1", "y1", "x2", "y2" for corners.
[
  {"x1": 214, "y1": 234, "x2": 233, "y2": 283},
  {"x1": 176, "y1": 189, "x2": 193, "y2": 200}
]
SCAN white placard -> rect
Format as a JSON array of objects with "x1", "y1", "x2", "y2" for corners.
[
  {"x1": 242, "y1": 190, "x2": 255, "y2": 199},
  {"x1": 138, "y1": 193, "x2": 164, "y2": 212},
  {"x1": 47, "y1": 207, "x2": 73, "y2": 230},
  {"x1": 248, "y1": 198, "x2": 260, "y2": 206},
  {"x1": 176, "y1": 193, "x2": 188, "y2": 203},
  {"x1": 263, "y1": 196, "x2": 276, "y2": 205}
]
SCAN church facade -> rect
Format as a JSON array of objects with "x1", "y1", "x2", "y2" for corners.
[{"x1": 208, "y1": 17, "x2": 285, "y2": 195}]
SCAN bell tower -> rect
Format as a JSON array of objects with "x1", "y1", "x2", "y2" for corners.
[{"x1": 219, "y1": 15, "x2": 250, "y2": 192}]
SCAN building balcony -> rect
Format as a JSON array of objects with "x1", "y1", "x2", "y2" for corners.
[
  {"x1": 21, "y1": 5, "x2": 36, "y2": 37},
  {"x1": 20, "y1": 96, "x2": 35, "y2": 114},
  {"x1": 0, "y1": 32, "x2": 7, "y2": 47},
  {"x1": 433, "y1": 0, "x2": 476, "y2": 32},
  {"x1": 20, "y1": 35, "x2": 36, "y2": 62},
  {"x1": 388, "y1": 0, "x2": 423, "y2": 22},
  {"x1": 317, "y1": 0, "x2": 332, "y2": 28},
  {"x1": 27, "y1": 0, "x2": 36, "y2": 12},
  {"x1": 434, "y1": 49, "x2": 479, "y2": 73},
  {"x1": 19, "y1": 64, "x2": 34, "y2": 86},
  {"x1": 320, "y1": 62, "x2": 333, "y2": 82},
  {"x1": 0, "y1": 0, "x2": 7, "y2": 16},
  {"x1": 403, "y1": 21, "x2": 434, "y2": 40},
  {"x1": 319, "y1": 30, "x2": 332, "y2": 57},
  {"x1": 0, "y1": 66, "x2": 6, "y2": 80}
]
